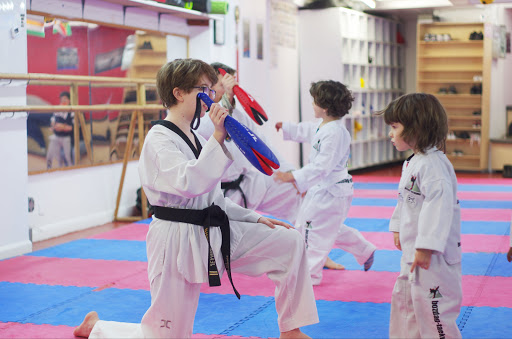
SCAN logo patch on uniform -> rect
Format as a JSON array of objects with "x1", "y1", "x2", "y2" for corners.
[
  {"x1": 428, "y1": 286, "x2": 443, "y2": 299},
  {"x1": 305, "y1": 221, "x2": 313, "y2": 249},
  {"x1": 406, "y1": 195, "x2": 416, "y2": 207},
  {"x1": 405, "y1": 175, "x2": 421, "y2": 195},
  {"x1": 313, "y1": 140, "x2": 321, "y2": 152}
]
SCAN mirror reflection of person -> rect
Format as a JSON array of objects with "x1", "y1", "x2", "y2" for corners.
[{"x1": 46, "y1": 91, "x2": 74, "y2": 169}]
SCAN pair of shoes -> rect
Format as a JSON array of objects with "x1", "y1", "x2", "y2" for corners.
[
  {"x1": 448, "y1": 86, "x2": 457, "y2": 94},
  {"x1": 472, "y1": 110, "x2": 481, "y2": 116},
  {"x1": 364, "y1": 251, "x2": 375, "y2": 271},
  {"x1": 452, "y1": 149, "x2": 464, "y2": 156},
  {"x1": 469, "y1": 31, "x2": 484, "y2": 40},
  {"x1": 470, "y1": 84, "x2": 482, "y2": 94},
  {"x1": 138, "y1": 41, "x2": 153, "y2": 50},
  {"x1": 456, "y1": 131, "x2": 470, "y2": 139},
  {"x1": 438, "y1": 87, "x2": 448, "y2": 94}
]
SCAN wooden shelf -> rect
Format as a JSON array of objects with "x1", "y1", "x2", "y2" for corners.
[
  {"x1": 417, "y1": 79, "x2": 481, "y2": 84},
  {"x1": 447, "y1": 154, "x2": 480, "y2": 161},
  {"x1": 100, "y1": 0, "x2": 213, "y2": 20},
  {"x1": 418, "y1": 54, "x2": 483, "y2": 58},
  {"x1": 419, "y1": 40, "x2": 483, "y2": 46},
  {"x1": 450, "y1": 126, "x2": 481, "y2": 132},
  {"x1": 447, "y1": 115, "x2": 482, "y2": 121},
  {"x1": 443, "y1": 104, "x2": 482, "y2": 109},
  {"x1": 417, "y1": 22, "x2": 490, "y2": 172}
]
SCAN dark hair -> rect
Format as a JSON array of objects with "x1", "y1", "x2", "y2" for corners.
[
  {"x1": 377, "y1": 93, "x2": 448, "y2": 154},
  {"x1": 210, "y1": 62, "x2": 236, "y2": 76},
  {"x1": 309, "y1": 80, "x2": 354, "y2": 118},
  {"x1": 59, "y1": 91, "x2": 70, "y2": 100},
  {"x1": 156, "y1": 59, "x2": 218, "y2": 108}
]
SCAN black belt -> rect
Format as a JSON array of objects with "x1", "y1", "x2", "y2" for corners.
[
  {"x1": 221, "y1": 174, "x2": 247, "y2": 208},
  {"x1": 153, "y1": 204, "x2": 240, "y2": 299}
]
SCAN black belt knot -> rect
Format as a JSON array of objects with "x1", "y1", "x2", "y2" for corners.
[
  {"x1": 221, "y1": 174, "x2": 247, "y2": 208},
  {"x1": 153, "y1": 204, "x2": 240, "y2": 299}
]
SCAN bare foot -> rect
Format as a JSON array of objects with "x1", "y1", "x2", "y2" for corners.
[
  {"x1": 73, "y1": 311, "x2": 99, "y2": 338},
  {"x1": 324, "y1": 257, "x2": 345, "y2": 270},
  {"x1": 280, "y1": 328, "x2": 311, "y2": 339}
]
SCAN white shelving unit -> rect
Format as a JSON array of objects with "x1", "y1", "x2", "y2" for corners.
[{"x1": 299, "y1": 7, "x2": 405, "y2": 170}]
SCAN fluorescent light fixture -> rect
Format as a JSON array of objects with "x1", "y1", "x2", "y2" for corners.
[{"x1": 359, "y1": 0, "x2": 376, "y2": 8}]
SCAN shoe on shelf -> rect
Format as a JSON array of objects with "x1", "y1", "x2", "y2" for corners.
[
  {"x1": 469, "y1": 31, "x2": 477, "y2": 40},
  {"x1": 364, "y1": 251, "x2": 375, "y2": 272},
  {"x1": 438, "y1": 87, "x2": 448, "y2": 94},
  {"x1": 472, "y1": 110, "x2": 482, "y2": 116},
  {"x1": 138, "y1": 41, "x2": 153, "y2": 50},
  {"x1": 448, "y1": 86, "x2": 457, "y2": 94},
  {"x1": 477, "y1": 31, "x2": 484, "y2": 40}
]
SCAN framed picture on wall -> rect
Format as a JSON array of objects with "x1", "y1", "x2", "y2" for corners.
[
  {"x1": 243, "y1": 19, "x2": 250, "y2": 58},
  {"x1": 256, "y1": 22, "x2": 263, "y2": 60},
  {"x1": 214, "y1": 19, "x2": 225, "y2": 45}
]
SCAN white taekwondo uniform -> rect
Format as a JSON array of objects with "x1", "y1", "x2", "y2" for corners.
[
  {"x1": 196, "y1": 101, "x2": 302, "y2": 225},
  {"x1": 389, "y1": 148, "x2": 462, "y2": 339},
  {"x1": 281, "y1": 119, "x2": 376, "y2": 285},
  {"x1": 89, "y1": 121, "x2": 318, "y2": 338}
]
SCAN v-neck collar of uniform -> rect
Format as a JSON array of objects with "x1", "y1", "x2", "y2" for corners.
[{"x1": 152, "y1": 120, "x2": 202, "y2": 159}]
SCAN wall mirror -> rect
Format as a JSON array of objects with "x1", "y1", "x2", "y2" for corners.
[{"x1": 25, "y1": 16, "x2": 185, "y2": 173}]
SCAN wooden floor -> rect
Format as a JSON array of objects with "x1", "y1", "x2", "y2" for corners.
[{"x1": 33, "y1": 161, "x2": 504, "y2": 251}]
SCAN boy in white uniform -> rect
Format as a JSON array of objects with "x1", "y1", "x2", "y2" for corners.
[
  {"x1": 73, "y1": 59, "x2": 318, "y2": 339},
  {"x1": 195, "y1": 62, "x2": 302, "y2": 225},
  {"x1": 273, "y1": 80, "x2": 376, "y2": 285},
  {"x1": 379, "y1": 93, "x2": 462, "y2": 338}
]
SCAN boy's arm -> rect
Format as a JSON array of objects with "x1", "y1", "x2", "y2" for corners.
[
  {"x1": 223, "y1": 196, "x2": 261, "y2": 223},
  {"x1": 139, "y1": 135, "x2": 233, "y2": 199},
  {"x1": 414, "y1": 178, "x2": 454, "y2": 254},
  {"x1": 281, "y1": 121, "x2": 317, "y2": 143}
]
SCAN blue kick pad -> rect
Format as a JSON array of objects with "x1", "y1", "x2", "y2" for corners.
[{"x1": 27, "y1": 239, "x2": 147, "y2": 262}]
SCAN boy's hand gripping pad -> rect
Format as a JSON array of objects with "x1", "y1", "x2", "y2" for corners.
[
  {"x1": 198, "y1": 93, "x2": 279, "y2": 176},
  {"x1": 218, "y1": 68, "x2": 268, "y2": 126}
]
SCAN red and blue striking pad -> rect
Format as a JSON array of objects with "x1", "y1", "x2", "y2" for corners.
[
  {"x1": 198, "y1": 93, "x2": 279, "y2": 176},
  {"x1": 218, "y1": 68, "x2": 268, "y2": 126}
]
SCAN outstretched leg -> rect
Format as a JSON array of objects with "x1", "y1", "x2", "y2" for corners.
[
  {"x1": 73, "y1": 311, "x2": 99, "y2": 338},
  {"x1": 231, "y1": 223, "x2": 319, "y2": 334}
]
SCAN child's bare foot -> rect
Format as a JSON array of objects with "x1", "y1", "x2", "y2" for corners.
[
  {"x1": 280, "y1": 328, "x2": 311, "y2": 339},
  {"x1": 324, "y1": 257, "x2": 345, "y2": 270},
  {"x1": 73, "y1": 311, "x2": 99, "y2": 338}
]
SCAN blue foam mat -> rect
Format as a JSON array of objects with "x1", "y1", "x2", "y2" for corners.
[
  {"x1": 354, "y1": 182, "x2": 512, "y2": 192},
  {"x1": 329, "y1": 249, "x2": 512, "y2": 277},
  {"x1": 352, "y1": 197, "x2": 512, "y2": 209},
  {"x1": 27, "y1": 239, "x2": 147, "y2": 262},
  {"x1": 345, "y1": 218, "x2": 511, "y2": 235}
]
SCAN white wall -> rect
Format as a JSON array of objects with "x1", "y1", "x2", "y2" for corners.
[
  {"x1": 0, "y1": 0, "x2": 242, "y2": 254},
  {"x1": 0, "y1": 0, "x2": 31, "y2": 260}
]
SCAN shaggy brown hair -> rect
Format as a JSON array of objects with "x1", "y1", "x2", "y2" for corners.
[
  {"x1": 309, "y1": 80, "x2": 354, "y2": 118},
  {"x1": 377, "y1": 93, "x2": 448, "y2": 153},
  {"x1": 156, "y1": 59, "x2": 218, "y2": 108}
]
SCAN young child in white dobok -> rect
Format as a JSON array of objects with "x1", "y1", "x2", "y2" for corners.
[
  {"x1": 73, "y1": 58, "x2": 318, "y2": 339},
  {"x1": 379, "y1": 93, "x2": 462, "y2": 338},
  {"x1": 273, "y1": 80, "x2": 376, "y2": 285}
]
